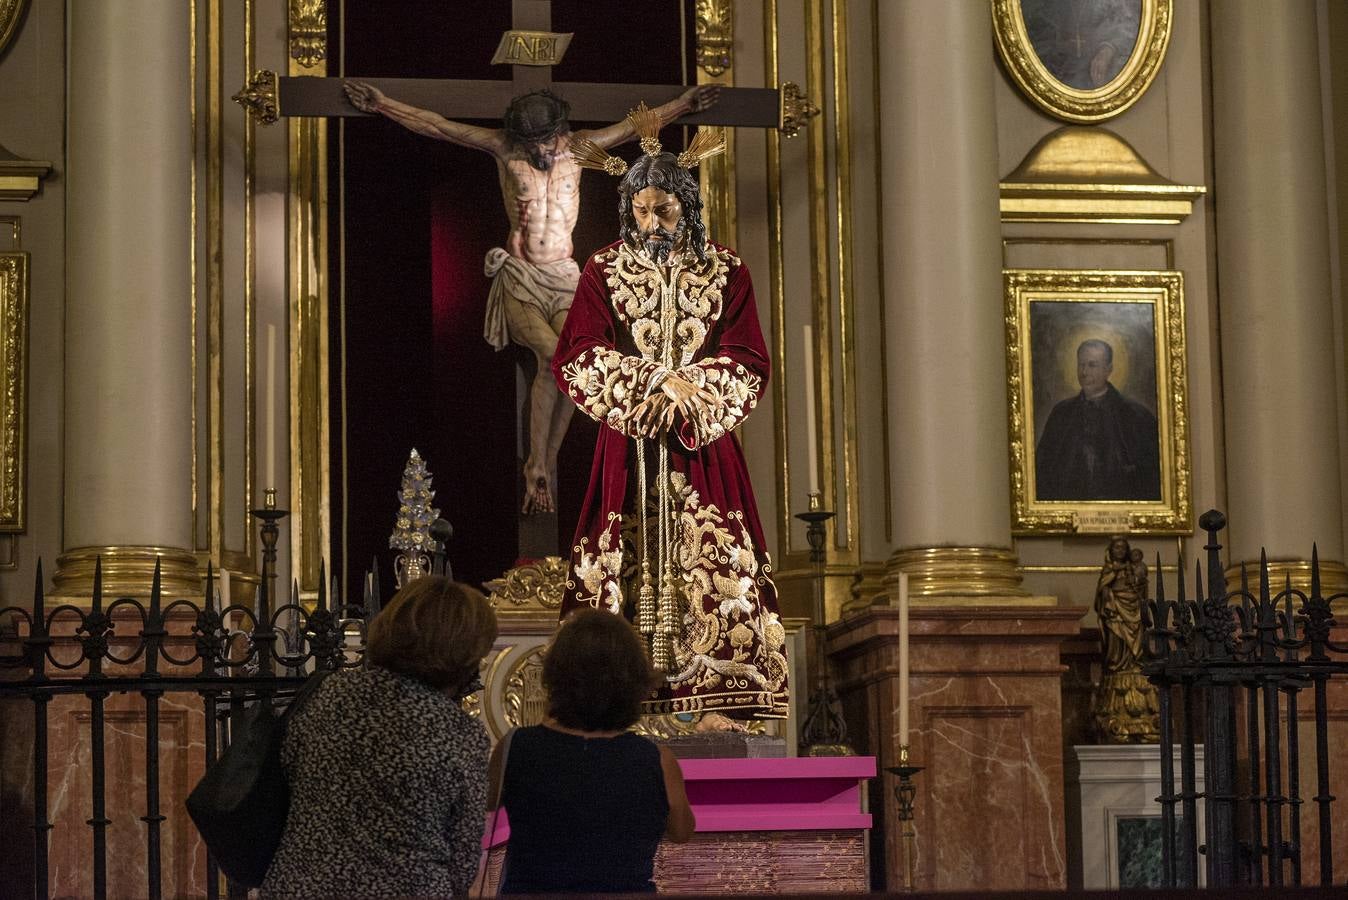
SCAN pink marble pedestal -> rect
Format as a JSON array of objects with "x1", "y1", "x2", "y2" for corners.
[
  {"x1": 827, "y1": 604, "x2": 1087, "y2": 892},
  {"x1": 481, "y1": 755, "x2": 875, "y2": 893}
]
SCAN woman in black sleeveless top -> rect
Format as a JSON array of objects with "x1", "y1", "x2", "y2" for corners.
[{"x1": 489, "y1": 608, "x2": 695, "y2": 894}]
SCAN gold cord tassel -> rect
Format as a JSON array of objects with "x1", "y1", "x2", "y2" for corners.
[
  {"x1": 626, "y1": 101, "x2": 664, "y2": 157},
  {"x1": 635, "y1": 439, "x2": 656, "y2": 640},
  {"x1": 651, "y1": 441, "x2": 676, "y2": 673}
]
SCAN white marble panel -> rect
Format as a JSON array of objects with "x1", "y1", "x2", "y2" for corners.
[{"x1": 1068, "y1": 744, "x2": 1206, "y2": 889}]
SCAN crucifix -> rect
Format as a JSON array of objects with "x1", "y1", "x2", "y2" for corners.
[
  {"x1": 233, "y1": 0, "x2": 815, "y2": 553},
  {"x1": 233, "y1": 1, "x2": 816, "y2": 138}
]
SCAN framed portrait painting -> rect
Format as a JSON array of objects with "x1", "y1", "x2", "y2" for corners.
[
  {"x1": 992, "y1": 0, "x2": 1172, "y2": 122},
  {"x1": 1005, "y1": 269, "x2": 1190, "y2": 535}
]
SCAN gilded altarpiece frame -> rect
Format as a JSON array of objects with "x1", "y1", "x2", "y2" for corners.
[
  {"x1": 763, "y1": 0, "x2": 860, "y2": 620},
  {"x1": 1005, "y1": 269, "x2": 1190, "y2": 535},
  {"x1": 286, "y1": 3, "x2": 747, "y2": 596},
  {"x1": 0, "y1": 252, "x2": 26, "y2": 532}
]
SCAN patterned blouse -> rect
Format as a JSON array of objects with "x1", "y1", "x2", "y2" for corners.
[{"x1": 262, "y1": 666, "x2": 490, "y2": 899}]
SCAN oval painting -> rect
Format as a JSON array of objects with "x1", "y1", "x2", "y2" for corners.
[
  {"x1": 0, "y1": 0, "x2": 29, "y2": 59},
  {"x1": 1021, "y1": 0, "x2": 1142, "y2": 91},
  {"x1": 993, "y1": 0, "x2": 1172, "y2": 123}
]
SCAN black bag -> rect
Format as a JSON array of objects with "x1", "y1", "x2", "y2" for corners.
[{"x1": 186, "y1": 671, "x2": 331, "y2": 888}]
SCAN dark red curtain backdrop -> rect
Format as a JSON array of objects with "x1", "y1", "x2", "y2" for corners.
[{"x1": 335, "y1": 2, "x2": 693, "y2": 594}]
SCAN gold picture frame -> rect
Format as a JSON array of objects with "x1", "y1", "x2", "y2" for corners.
[
  {"x1": 992, "y1": 0, "x2": 1172, "y2": 123},
  {"x1": 0, "y1": 0, "x2": 28, "y2": 59},
  {"x1": 1005, "y1": 269, "x2": 1190, "y2": 535},
  {"x1": 0, "y1": 252, "x2": 27, "y2": 532}
]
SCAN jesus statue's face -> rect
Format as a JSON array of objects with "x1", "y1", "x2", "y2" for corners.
[
  {"x1": 631, "y1": 186, "x2": 685, "y2": 263},
  {"x1": 631, "y1": 187, "x2": 683, "y2": 235}
]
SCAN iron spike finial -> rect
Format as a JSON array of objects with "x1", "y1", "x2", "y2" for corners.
[
  {"x1": 318, "y1": 559, "x2": 328, "y2": 613},
  {"x1": 92, "y1": 556, "x2": 103, "y2": 611},
  {"x1": 1310, "y1": 542, "x2": 1321, "y2": 599},
  {"x1": 33, "y1": 557, "x2": 45, "y2": 620},
  {"x1": 149, "y1": 557, "x2": 162, "y2": 616}
]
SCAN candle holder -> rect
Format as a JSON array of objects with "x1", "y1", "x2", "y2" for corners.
[
  {"x1": 886, "y1": 744, "x2": 923, "y2": 891},
  {"x1": 249, "y1": 487, "x2": 289, "y2": 675},
  {"x1": 796, "y1": 491, "x2": 851, "y2": 756}
]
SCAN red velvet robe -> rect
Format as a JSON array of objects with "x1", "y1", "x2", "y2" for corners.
[{"x1": 552, "y1": 239, "x2": 788, "y2": 719}]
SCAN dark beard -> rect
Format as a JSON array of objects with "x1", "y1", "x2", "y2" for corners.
[
  {"x1": 526, "y1": 143, "x2": 552, "y2": 171},
  {"x1": 641, "y1": 223, "x2": 683, "y2": 264}
]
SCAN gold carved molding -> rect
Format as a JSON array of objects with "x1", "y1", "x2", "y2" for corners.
[
  {"x1": 233, "y1": 70, "x2": 279, "y2": 126},
  {"x1": 0, "y1": 252, "x2": 25, "y2": 533},
  {"x1": 288, "y1": 0, "x2": 326, "y2": 69},
  {"x1": 484, "y1": 557, "x2": 566, "y2": 613},
  {"x1": 1005, "y1": 269, "x2": 1191, "y2": 535},
  {"x1": 779, "y1": 81, "x2": 819, "y2": 138},
  {"x1": 884, "y1": 547, "x2": 1043, "y2": 601},
  {"x1": 51, "y1": 546, "x2": 204, "y2": 603},
  {"x1": 694, "y1": 0, "x2": 733, "y2": 77},
  {"x1": 0, "y1": 143, "x2": 52, "y2": 202},
  {"x1": 287, "y1": 37, "x2": 330, "y2": 597},
  {"x1": 696, "y1": 0, "x2": 736, "y2": 248},
  {"x1": 0, "y1": 0, "x2": 26, "y2": 58},
  {"x1": 992, "y1": 0, "x2": 1172, "y2": 124},
  {"x1": 1001, "y1": 127, "x2": 1205, "y2": 224},
  {"x1": 502, "y1": 645, "x2": 548, "y2": 731}
]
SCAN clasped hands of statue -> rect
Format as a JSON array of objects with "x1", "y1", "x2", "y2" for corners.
[{"x1": 629, "y1": 374, "x2": 718, "y2": 440}]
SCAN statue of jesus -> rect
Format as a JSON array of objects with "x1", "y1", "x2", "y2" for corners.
[{"x1": 342, "y1": 81, "x2": 721, "y2": 516}]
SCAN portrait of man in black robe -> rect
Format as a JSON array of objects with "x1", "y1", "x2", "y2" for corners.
[{"x1": 1035, "y1": 338, "x2": 1161, "y2": 501}]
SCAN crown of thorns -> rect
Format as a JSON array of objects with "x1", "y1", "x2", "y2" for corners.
[{"x1": 570, "y1": 101, "x2": 726, "y2": 176}]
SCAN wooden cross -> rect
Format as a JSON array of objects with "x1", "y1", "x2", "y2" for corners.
[{"x1": 234, "y1": 0, "x2": 816, "y2": 135}]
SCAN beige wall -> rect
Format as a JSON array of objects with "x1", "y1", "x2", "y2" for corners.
[
  {"x1": 0, "y1": 0, "x2": 64, "y2": 606},
  {"x1": 1327, "y1": 0, "x2": 1348, "y2": 552}
]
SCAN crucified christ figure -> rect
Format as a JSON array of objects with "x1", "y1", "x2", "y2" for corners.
[{"x1": 343, "y1": 81, "x2": 721, "y2": 516}]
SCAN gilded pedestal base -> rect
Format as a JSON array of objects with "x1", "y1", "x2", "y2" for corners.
[
  {"x1": 1223, "y1": 557, "x2": 1348, "y2": 599},
  {"x1": 1089, "y1": 669, "x2": 1160, "y2": 744},
  {"x1": 885, "y1": 546, "x2": 1042, "y2": 602},
  {"x1": 51, "y1": 545, "x2": 202, "y2": 603}
]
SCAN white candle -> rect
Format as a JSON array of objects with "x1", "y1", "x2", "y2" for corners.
[
  {"x1": 898, "y1": 571, "x2": 910, "y2": 747},
  {"x1": 802, "y1": 325, "x2": 820, "y2": 496},
  {"x1": 266, "y1": 323, "x2": 277, "y2": 488},
  {"x1": 221, "y1": 568, "x2": 231, "y2": 610}
]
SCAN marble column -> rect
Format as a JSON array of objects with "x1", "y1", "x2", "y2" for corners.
[
  {"x1": 875, "y1": 0, "x2": 1026, "y2": 598},
  {"x1": 1210, "y1": 0, "x2": 1347, "y2": 592},
  {"x1": 54, "y1": 0, "x2": 199, "y2": 599}
]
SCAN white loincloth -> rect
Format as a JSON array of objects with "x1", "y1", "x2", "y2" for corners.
[{"x1": 482, "y1": 249, "x2": 581, "y2": 351}]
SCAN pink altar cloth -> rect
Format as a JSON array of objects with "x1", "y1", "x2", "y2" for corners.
[
  {"x1": 482, "y1": 756, "x2": 875, "y2": 846},
  {"x1": 480, "y1": 756, "x2": 876, "y2": 894}
]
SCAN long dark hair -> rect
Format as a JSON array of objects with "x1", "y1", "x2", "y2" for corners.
[
  {"x1": 543, "y1": 608, "x2": 658, "y2": 731},
  {"x1": 502, "y1": 90, "x2": 571, "y2": 170},
  {"x1": 617, "y1": 152, "x2": 708, "y2": 262}
]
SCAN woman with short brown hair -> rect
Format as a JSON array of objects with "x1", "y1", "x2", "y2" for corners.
[
  {"x1": 489, "y1": 608, "x2": 695, "y2": 894},
  {"x1": 263, "y1": 577, "x2": 498, "y2": 899}
]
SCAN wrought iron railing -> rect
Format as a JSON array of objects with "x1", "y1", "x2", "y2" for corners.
[
  {"x1": 0, "y1": 549, "x2": 378, "y2": 900},
  {"x1": 1144, "y1": 509, "x2": 1346, "y2": 889}
]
